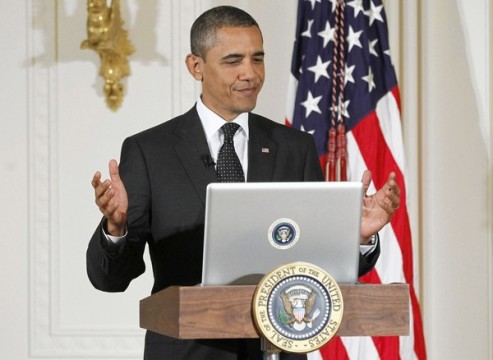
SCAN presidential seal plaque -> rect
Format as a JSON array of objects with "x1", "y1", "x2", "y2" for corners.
[
  {"x1": 253, "y1": 262, "x2": 343, "y2": 354},
  {"x1": 267, "y1": 218, "x2": 300, "y2": 250}
]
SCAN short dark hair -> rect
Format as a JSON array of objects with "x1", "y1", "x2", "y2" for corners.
[{"x1": 190, "y1": 6, "x2": 261, "y2": 59}]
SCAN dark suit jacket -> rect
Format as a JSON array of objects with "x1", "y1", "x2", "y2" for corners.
[{"x1": 86, "y1": 106, "x2": 380, "y2": 359}]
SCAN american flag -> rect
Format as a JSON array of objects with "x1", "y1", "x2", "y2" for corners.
[{"x1": 285, "y1": 0, "x2": 427, "y2": 359}]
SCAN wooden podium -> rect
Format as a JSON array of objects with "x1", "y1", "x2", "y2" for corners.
[{"x1": 140, "y1": 283, "x2": 409, "y2": 340}]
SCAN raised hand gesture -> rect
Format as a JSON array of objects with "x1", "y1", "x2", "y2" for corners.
[
  {"x1": 360, "y1": 170, "x2": 400, "y2": 243},
  {"x1": 91, "y1": 159, "x2": 128, "y2": 236}
]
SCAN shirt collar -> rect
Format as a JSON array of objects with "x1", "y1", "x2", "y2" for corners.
[{"x1": 196, "y1": 96, "x2": 249, "y2": 140}]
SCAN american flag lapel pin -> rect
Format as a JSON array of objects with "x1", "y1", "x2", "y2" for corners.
[{"x1": 261, "y1": 147, "x2": 270, "y2": 153}]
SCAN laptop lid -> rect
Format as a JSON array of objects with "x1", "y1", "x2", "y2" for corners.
[{"x1": 201, "y1": 181, "x2": 363, "y2": 285}]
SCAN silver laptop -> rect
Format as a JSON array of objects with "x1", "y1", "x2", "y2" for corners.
[{"x1": 201, "y1": 181, "x2": 363, "y2": 285}]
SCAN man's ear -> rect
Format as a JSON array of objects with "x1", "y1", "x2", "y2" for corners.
[{"x1": 185, "y1": 54, "x2": 203, "y2": 81}]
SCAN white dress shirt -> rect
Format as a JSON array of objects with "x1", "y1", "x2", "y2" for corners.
[{"x1": 196, "y1": 96, "x2": 249, "y2": 178}]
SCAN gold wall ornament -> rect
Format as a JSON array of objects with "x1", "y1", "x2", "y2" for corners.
[{"x1": 81, "y1": 0, "x2": 134, "y2": 111}]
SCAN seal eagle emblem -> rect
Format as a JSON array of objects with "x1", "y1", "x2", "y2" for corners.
[
  {"x1": 279, "y1": 285, "x2": 320, "y2": 331},
  {"x1": 253, "y1": 262, "x2": 344, "y2": 353},
  {"x1": 268, "y1": 218, "x2": 300, "y2": 249}
]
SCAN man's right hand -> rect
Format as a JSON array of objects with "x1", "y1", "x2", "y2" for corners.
[{"x1": 91, "y1": 159, "x2": 128, "y2": 236}]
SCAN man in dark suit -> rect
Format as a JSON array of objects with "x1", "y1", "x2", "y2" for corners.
[{"x1": 87, "y1": 5, "x2": 400, "y2": 360}]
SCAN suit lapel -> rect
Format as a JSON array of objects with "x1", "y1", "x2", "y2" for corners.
[
  {"x1": 173, "y1": 107, "x2": 218, "y2": 204},
  {"x1": 247, "y1": 114, "x2": 278, "y2": 182},
  {"x1": 173, "y1": 110, "x2": 279, "y2": 192}
]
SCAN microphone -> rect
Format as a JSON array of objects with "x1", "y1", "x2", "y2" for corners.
[{"x1": 200, "y1": 155, "x2": 216, "y2": 168}]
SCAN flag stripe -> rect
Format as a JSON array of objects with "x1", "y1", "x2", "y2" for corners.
[
  {"x1": 320, "y1": 337, "x2": 350, "y2": 359},
  {"x1": 351, "y1": 91, "x2": 412, "y2": 279},
  {"x1": 351, "y1": 91, "x2": 426, "y2": 359}
]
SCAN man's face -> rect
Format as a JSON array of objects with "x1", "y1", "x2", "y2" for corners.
[{"x1": 194, "y1": 26, "x2": 265, "y2": 121}]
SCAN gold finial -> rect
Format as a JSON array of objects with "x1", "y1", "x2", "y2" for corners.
[{"x1": 81, "y1": 0, "x2": 134, "y2": 111}]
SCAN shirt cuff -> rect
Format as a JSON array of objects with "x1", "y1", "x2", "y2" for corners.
[
  {"x1": 101, "y1": 219, "x2": 128, "y2": 251},
  {"x1": 360, "y1": 233, "x2": 379, "y2": 256},
  {"x1": 106, "y1": 232, "x2": 127, "y2": 245}
]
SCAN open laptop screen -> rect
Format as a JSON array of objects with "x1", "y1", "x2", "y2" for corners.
[{"x1": 201, "y1": 182, "x2": 363, "y2": 285}]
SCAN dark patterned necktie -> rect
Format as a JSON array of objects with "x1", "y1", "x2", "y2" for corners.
[{"x1": 216, "y1": 123, "x2": 245, "y2": 182}]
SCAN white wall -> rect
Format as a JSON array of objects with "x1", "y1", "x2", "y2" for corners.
[
  {"x1": 0, "y1": 0, "x2": 491, "y2": 359},
  {"x1": 421, "y1": 0, "x2": 492, "y2": 358},
  {"x1": 0, "y1": 0, "x2": 29, "y2": 358}
]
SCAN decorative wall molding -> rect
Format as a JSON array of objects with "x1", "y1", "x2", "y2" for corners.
[
  {"x1": 488, "y1": 1, "x2": 493, "y2": 357},
  {"x1": 28, "y1": 0, "x2": 210, "y2": 357},
  {"x1": 170, "y1": 0, "x2": 211, "y2": 114}
]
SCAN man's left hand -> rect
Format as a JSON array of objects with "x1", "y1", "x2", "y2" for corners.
[{"x1": 360, "y1": 170, "x2": 400, "y2": 243}]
